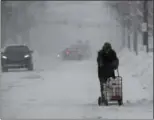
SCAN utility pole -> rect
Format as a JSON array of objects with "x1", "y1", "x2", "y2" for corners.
[
  {"x1": 127, "y1": 1, "x2": 131, "y2": 50},
  {"x1": 132, "y1": 2, "x2": 138, "y2": 55},
  {"x1": 142, "y1": 0, "x2": 149, "y2": 52},
  {"x1": 122, "y1": 19, "x2": 126, "y2": 48},
  {"x1": 116, "y1": 6, "x2": 126, "y2": 50},
  {"x1": 127, "y1": 19, "x2": 131, "y2": 50},
  {"x1": 0, "y1": 2, "x2": 1, "y2": 74}
]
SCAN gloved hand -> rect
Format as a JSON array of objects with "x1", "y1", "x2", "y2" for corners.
[
  {"x1": 99, "y1": 63, "x2": 104, "y2": 67},
  {"x1": 111, "y1": 60, "x2": 119, "y2": 70}
]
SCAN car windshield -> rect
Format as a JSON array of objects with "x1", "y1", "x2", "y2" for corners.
[{"x1": 5, "y1": 46, "x2": 29, "y2": 53}]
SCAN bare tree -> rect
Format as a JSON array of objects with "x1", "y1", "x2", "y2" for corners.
[
  {"x1": 1, "y1": 1, "x2": 45, "y2": 48},
  {"x1": 106, "y1": 0, "x2": 153, "y2": 53}
]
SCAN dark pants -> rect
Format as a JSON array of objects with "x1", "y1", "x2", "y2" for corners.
[{"x1": 99, "y1": 77, "x2": 106, "y2": 99}]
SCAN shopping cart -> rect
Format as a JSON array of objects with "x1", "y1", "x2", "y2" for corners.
[{"x1": 98, "y1": 69, "x2": 123, "y2": 106}]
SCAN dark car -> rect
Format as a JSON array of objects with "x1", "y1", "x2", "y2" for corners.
[
  {"x1": 1, "y1": 45, "x2": 34, "y2": 72},
  {"x1": 61, "y1": 47, "x2": 83, "y2": 60}
]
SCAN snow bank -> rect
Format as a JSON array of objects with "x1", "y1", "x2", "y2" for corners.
[{"x1": 118, "y1": 48, "x2": 153, "y2": 103}]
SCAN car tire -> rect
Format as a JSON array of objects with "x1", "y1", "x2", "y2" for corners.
[
  {"x1": 118, "y1": 99, "x2": 123, "y2": 106},
  {"x1": 27, "y1": 63, "x2": 34, "y2": 71},
  {"x1": 78, "y1": 55, "x2": 82, "y2": 60},
  {"x1": 2, "y1": 67, "x2": 8, "y2": 72}
]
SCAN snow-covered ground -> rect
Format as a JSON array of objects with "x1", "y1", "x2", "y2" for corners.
[{"x1": 0, "y1": 49, "x2": 153, "y2": 119}]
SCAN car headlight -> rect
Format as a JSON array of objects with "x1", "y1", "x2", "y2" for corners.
[
  {"x1": 57, "y1": 54, "x2": 60, "y2": 58},
  {"x1": 2, "y1": 56, "x2": 7, "y2": 59},
  {"x1": 24, "y1": 54, "x2": 30, "y2": 58}
]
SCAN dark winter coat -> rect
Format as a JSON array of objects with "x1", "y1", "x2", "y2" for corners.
[{"x1": 97, "y1": 49, "x2": 119, "y2": 83}]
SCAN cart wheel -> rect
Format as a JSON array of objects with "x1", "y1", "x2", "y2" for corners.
[
  {"x1": 98, "y1": 97, "x2": 102, "y2": 106},
  {"x1": 118, "y1": 99, "x2": 123, "y2": 106},
  {"x1": 104, "y1": 99, "x2": 108, "y2": 106}
]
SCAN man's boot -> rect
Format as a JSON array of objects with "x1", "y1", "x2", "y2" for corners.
[{"x1": 100, "y1": 84, "x2": 105, "y2": 101}]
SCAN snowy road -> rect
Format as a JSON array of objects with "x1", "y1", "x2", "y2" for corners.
[{"x1": 0, "y1": 51, "x2": 153, "y2": 119}]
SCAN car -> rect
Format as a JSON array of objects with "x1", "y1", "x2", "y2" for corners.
[
  {"x1": 61, "y1": 47, "x2": 83, "y2": 60},
  {"x1": 74, "y1": 40, "x2": 92, "y2": 59},
  {"x1": 1, "y1": 45, "x2": 34, "y2": 72}
]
